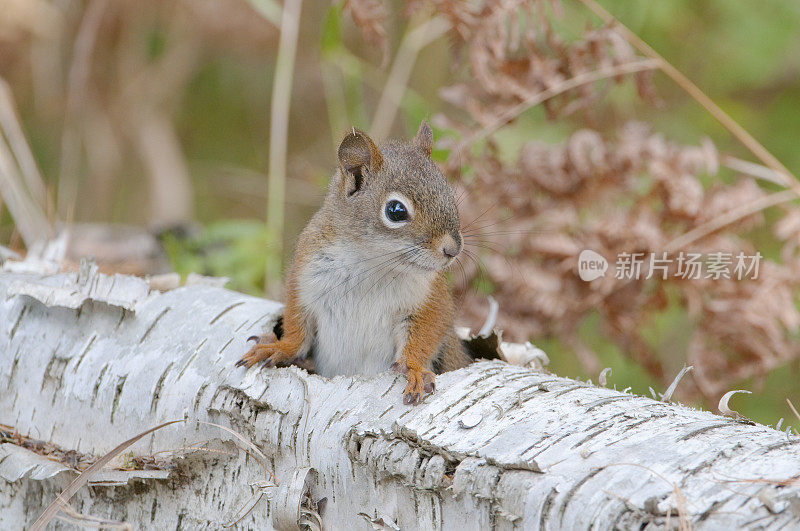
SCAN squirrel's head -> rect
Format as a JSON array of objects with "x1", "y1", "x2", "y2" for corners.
[{"x1": 330, "y1": 121, "x2": 462, "y2": 272}]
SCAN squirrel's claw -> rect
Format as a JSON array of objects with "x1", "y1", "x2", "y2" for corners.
[
  {"x1": 391, "y1": 360, "x2": 408, "y2": 375},
  {"x1": 247, "y1": 332, "x2": 277, "y2": 345},
  {"x1": 424, "y1": 376, "x2": 435, "y2": 394},
  {"x1": 237, "y1": 335, "x2": 294, "y2": 369},
  {"x1": 403, "y1": 390, "x2": 421, "y2": 406},
  {"x1": 402, "y1": 366, "x2": 436, "y2": 406}
]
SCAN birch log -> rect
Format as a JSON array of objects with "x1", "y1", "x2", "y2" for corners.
[{"x1": 0, "y1": 261, "x2": 799, "y2": 530}]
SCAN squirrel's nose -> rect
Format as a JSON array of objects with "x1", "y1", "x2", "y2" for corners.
[
  {"x1": 439, "y1": 233, "x2": 462, "y2": 259},
  {"x1": 443, "y1": 246, "x2": 458, "y2": 258}
]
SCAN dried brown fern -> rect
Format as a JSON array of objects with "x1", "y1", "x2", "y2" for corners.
[{"x1": 452, "y1": 123, "x2": 800, "y2": 399}]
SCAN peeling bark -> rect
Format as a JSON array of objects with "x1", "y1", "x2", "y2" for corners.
[{"x1": 0, "y1": 262, "x2": 799, "y2": 529}]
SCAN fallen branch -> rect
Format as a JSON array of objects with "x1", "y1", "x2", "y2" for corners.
[{"x1": 0, "y1": 260, "x2": 799, "y2": 529}]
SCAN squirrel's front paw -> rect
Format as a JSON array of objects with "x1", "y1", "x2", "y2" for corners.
[
  {"x1": 236, "y1": 336, "x2": 297, "y2": 369},
  {"x1": 395, "y1": 363, "x2": 435, "y2": 406}
]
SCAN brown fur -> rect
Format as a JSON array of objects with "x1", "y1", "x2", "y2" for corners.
[
  {"x1": 392, "y1": 272, "x2": 472, "y2": 404},
  {"x1": 239, "y1": 122, "x2": 471, "y2": 404},
  {"x1": 236, "y1": 268, "x2": 307, "y2": 368}
]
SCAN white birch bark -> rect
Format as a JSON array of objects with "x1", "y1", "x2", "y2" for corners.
[{"x1": 0, "y1": 261, "x2": 799, "y2": 529}]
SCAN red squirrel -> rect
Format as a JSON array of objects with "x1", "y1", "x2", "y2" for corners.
[{"x1": 238, "y1": 121, "x2": 471, "y2": 404}]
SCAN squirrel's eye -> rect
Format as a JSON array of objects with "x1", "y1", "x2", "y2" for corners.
[{"x1": 385, "y1": 200, "x2": 409, "y2": 223}]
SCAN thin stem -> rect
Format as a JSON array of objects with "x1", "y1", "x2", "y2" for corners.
[
  {"x1": 721, "y1": 155, "x2": 790, "y2": 188},
  {"x1": 370, "y1": 15, "x2": 450, "y2": 139},
  {"x1": 787, "y1": 398, "x2": 800, "y2": 423},
  {"x1": 320, "y1": 62, "x2": 349, "y2": 148},
  {"x1": 244, "y1": 0, "x2": 282, "y2": 26},
  {"x1": 0, "y1": 80, "x2": 49, "y2": 211},
  {"x1": 265, "y1": 0, "x2": 303, "y2": 297},
  {"x1": 0, "y1": 133, "x2": 51, "y2": 245},
  {"x1": 57, "y1": 0, "x2": 108, "y2": 224},
  {"x1": 664, "y1": 189, "x2": 797, "y2": 252},
  {"x1": 0, "y1": 80, "x2": 52, "y2": 246}
]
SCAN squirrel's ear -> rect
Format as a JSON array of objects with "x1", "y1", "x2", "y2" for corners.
[
  {"x1": 337, "y1": 128, "x2": 383, "y2": 196},
  {"x1": 414, "y1": 120, "x2": 433, "y2": 157}
]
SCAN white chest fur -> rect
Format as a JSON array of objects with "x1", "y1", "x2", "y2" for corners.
[{"x1": 298, "y1": 245, "x2": 434, "y2": 378}]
